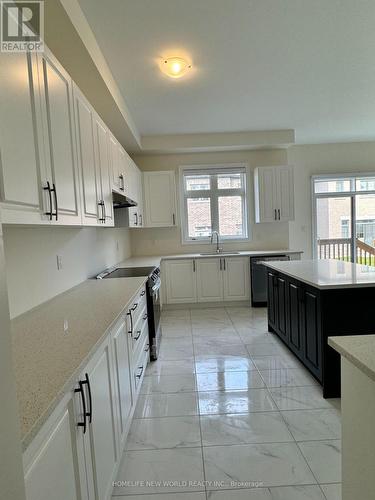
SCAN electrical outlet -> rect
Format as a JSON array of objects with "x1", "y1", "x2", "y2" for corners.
[{"x1": 56, "y1": 255, "x2": 63, "y2": 270}]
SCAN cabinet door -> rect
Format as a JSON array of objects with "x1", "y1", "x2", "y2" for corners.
[
  {"x1": 143, "y1": 171, "x2": 176, "y2": 227},
  {"x1": 165, "y1": 259, "x2": 197, "y2": 304},
  {"x1": 267, "y1": 271, "x2": 277, "y2": 330},
  {"x1": 0, "y1": 52, "x2": 48, "y2": 224},
  {"x1": 128, "y1": 164, "x2": 143, "y2": 227},
  {"x1": 275, "y1": 275, "x2": 287, "y2": 340},
  {"x1": 118, "y1": 147, "x2": 130, "y2": 196},
  {"x1": 84, "y1": 340, "x2": 118, "y2": 500},
  {"x1": 24, "y1": 398, "x2": 82, "y2": 500},
  {"x1": 73, "y1": 85, "x2": 100, "y2": 226},
  {"x1": 254, "y1": 167, "x2": 277, "y2": 223},
  {"x1": 223, "y1": 257, "x2": 250, "y2": 301},
  {"x1": 93, "y1": 116, "x2": 114, "y2": 226},
  {"x1": 301, "y1": 289, "x2": 322, "y2": 379},
  {"x1": 274, "y1": 165, "x2": 294, "y2": 222},
  {"x1": 287, "y1": 281, "x2": 304, "y2": 358},
  {"x1": 196, "y1": 258, "x2": 223, "y2": 302},
  {"x1": 38, "y1": 51, "x2": 81, "y2": 225},
  {"x1": 112, "y1": 317, "x2": 133, "y2": 452}
]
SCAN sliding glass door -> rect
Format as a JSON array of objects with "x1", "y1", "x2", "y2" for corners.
[{"x1": 313, "y1": 175, "x2": 375, "y2": 266}]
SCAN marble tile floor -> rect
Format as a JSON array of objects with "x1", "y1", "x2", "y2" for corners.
[{"x1": 112, "y1": 307, "x2": 341, "y2": 500}]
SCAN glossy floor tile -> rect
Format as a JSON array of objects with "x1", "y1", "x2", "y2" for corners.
[
  {"x1": 195, "y1": 355, "x2": 257, "y2": 373},
  {"x1": 269, "y1": 386, "x2": 339, "y2": 411},
  {"x1": 259, "y1": 368, "x2": 319, "y2": 388},
  {"x1": 126, "y1": 416, "x2": 201, "y2": 450},
  {"x1": 207, "y1": 485, "x2": 326, "y2": 499},
  {"x1": 115, "y1": 307, "x2": 342, "y2": 499},
  {"x1": 320, "y1": 483, "x2": 342, "y2": 500},
  {"x1": 140, "y1": 374, "x2": 197, "y2": 394},
  {"x1": 281, "y1": 409, "x2": 341, "y2": 441},
  {"x1": 297, "y1": 440, "x2": 342, "y2": 484},
  {"x1": 134, "y1": 392, "x2": 198, "y2": 418},
  {"x1": 200, "y1": 412, "x2": 293, "y2": 446},
  {"x1": 196, "y1": 370, "x2": 265, "y2": 391},
  {"x1": 203, "y1": 442, "x2": 316, "y2": 489},
  {"x1": 198, "y1": 388, "x2": 277, "y2": 415},
  {"x1": 113, "y1": 448, "x2": 205, "y2": 495}
]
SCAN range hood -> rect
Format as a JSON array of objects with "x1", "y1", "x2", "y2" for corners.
[{"x1": 112, "y1": 191, "x2": 137, "y2": 209}]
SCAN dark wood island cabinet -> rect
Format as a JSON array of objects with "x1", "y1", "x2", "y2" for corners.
[{"x1": 264, "y1": 260, "x2": 375, "y2": 398}]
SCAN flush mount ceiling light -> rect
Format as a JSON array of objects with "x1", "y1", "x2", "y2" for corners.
[{"x1": 160, "y1": 57, "x2": 192, "y2": 79}]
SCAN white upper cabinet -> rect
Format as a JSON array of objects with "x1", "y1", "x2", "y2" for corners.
[
  {"x1": 72, "y1": 85, "x2": 100, "y2": 226},
  {"x1": 93, "y1": 116, "x2": 114, "y2": 226},
  {"x1": 164, "y1": 259, "x2": 197, "y2": 304},
  {"x1": 196, "y1": 258, "x2": 223, "y2": 302},
  {"x1": 0, "y1": 52, "x2": 48, "y2": 224},
  {"x1": 38, "y1": 50, "x2": 81, "y2": 225},
  {"x1": 254, "y1": 165, "x2": 294, "y2": 223},
  {"x1": 117, "y1": 146, "x2": 130, "y2": 196},
  {"x1": 143, "y1": 171, "x2": 177, "y2": 227}
]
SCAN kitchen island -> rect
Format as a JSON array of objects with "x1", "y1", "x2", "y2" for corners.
[{"x1": 263, "y1": 259, "x2": 375, "y2": 397}]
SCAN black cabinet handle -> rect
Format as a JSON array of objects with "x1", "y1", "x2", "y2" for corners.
[
  {"x1": 98, "y1": 201, "x2": 105, "y2": 222},
  {"x1": 52, "y1": 183, "x2": 58, "y2": 220},
  {"x1": 172, "y1": 213, "x2": 176, "y2": 225},
  {"x1": 139, "y1": 214, "x2": 143, "y2": 226},
  {"x1": 278, "y1": 209, "x2": 281, "y2": 220},
  {"x1": 83, "y1": 373, "x2": 92, "y2": 423},
  {"x1": 119, "y1": 174, "x2": 124, "y2": 191},
  {"x1": 127, "y1": 310, "x2": 133, "y2": 335},
  {"x1": 144, "y1": 343, "x2": 150, "y2": 353},
  {"x1": 133, "y1": 330, "x2": 141, "y2": 341},
  {"x1": 136, "y1": 366, "x2": 144, "y2": 379},
  {"x1": 74, "y1": 381, "x2": 87, "y2": 434},
  {"x1": 274, "y1": 209, "x2": 277, "y2": 220},
  {"x1": 43, "y1": 181, "x2": 53, "y2": 220},
  {"x1": 223, "y1": 258, "x2": 226, "y2": 271},
  {"x1": 143, "y1": 313, "x2": 148, "y2": 321},
  {"x1": 131, "y1": 303, "x2": 138, "y2": 311},
  {"x1": 134, "y1": 213, "x2": 138, "y2": 226},
  {"x1": 140, "y1": 290, "x2": 146, "y2": 297}
]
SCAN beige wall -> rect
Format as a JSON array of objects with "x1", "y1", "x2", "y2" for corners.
[
  {"x1": 288, "y1": 142, "x2": 375, "y2": 259},
  {"x1": 3, "y1": 226, "x2": 131, "y2": 318},
  {"x1": 131, "y1": 149, "x2": 290, "y2": 256}
]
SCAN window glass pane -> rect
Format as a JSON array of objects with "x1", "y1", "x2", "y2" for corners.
[
  {"x1": 316, "y1": 197, "x2": 352, "y2": 261},
  {"x1": 356, "y1": 177, "x2": 375, "y2": 192},
  {"x1": 218, "y1": 196, "x2": 243, "y2": 236},
  {"x1": 355, "y1": 194, "x2": 375, "y2": 266},
  {"x1": 217, "y1": 173, "x2": 242, "y2": 189},
  {"x1": 185, "y1": 175, "x2": 210, "y2": 191},
  {"x1": 187, "y1": 197, "x2": 211, "y2": 238},
  {"x1": 314, "y1": 178, "x2": 351, "y2": 193}
]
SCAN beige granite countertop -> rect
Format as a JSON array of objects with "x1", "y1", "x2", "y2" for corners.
[
  {"x1": 329, "y1": 335, "x2": 375, "y2": 382},
  {"x1": 11, "y1": 277, "x2": 146, "y2": 450},
  {"x1": 263, "y1": 259, "x2": 375, "y2": 289}
]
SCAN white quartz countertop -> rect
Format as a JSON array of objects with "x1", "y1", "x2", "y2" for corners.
[
  {"x1": 11, "y1": 277, "x2": 147, "y2": 450},
  {"x1": 262, "y1": 259, "x2": 375, "y2": 289},
  {"x1": 119, "y1": 249, "x2": 302, "y2": 267},
  {"x1": 329, "y1": 335, "x2": 375, "y2": 382}
]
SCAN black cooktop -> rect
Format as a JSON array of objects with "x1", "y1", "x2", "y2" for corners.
[{"x1": 103, "y1": 266, "x2": 156, "y2": 279}]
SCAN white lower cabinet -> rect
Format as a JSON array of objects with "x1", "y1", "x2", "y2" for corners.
[
  {"x1": 223, "y1": 257, "x2": 250, "y2": 300},
  {"x1": 23, "y1": 285, "x2": 148, "y2": 500},
  {"x1": 23, "y1": 395, "x2": 83, "y2": 500},
  {"x1": 164, "y1": 256, "x2": 250, "y2": 304},
  {"x1": 165, "y1": 259, "x2": 197, "y2": 304},
  {"x1": 196, "y1": 258, "x2": 223, "y2": 302}
]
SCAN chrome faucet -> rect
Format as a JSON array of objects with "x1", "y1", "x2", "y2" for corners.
[{"x1": 210, "y1": 231, "x2": 222, "y2": 253}]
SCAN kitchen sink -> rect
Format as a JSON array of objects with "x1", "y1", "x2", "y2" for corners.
[{"x1": 199, "y1": 251, "x2": 240, "y2": 255}]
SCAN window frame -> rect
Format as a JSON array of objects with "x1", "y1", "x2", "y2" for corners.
[
  {"x1": 179, "y1": 164, "x2": 250, "y2": 244},
  {"x1": 311, "y1": 172, "x2": 375, "y2": 260}
]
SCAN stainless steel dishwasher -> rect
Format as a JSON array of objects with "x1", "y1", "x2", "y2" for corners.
[{"x1": 250, "y1": 255, "x2": 290, "y2": 306}]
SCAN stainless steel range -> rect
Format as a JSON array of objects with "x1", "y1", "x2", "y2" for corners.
[{"x1": 96, "y1": 265, "x2": 162, "y2": 360}]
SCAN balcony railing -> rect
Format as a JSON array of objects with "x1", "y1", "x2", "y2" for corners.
[{"x1": 317, "y1": 238, "x2": 375, "y2": 266}]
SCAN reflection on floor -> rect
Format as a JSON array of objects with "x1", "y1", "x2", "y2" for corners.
[{"x1": 112, "y1": 307, "x2": 342, "y2": 500}]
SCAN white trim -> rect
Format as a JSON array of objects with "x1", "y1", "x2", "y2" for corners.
[{"x1": 178, "y1": 163, "x2": 250, "y2": 245}]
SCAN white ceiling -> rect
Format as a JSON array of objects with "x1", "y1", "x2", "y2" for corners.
[{"x1": 77, "y1": 0, "x2": 375, "y2": 145}]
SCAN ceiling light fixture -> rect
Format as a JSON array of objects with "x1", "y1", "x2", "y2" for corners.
[{"x1": 161, "y1": 57, "x2": 192, "y2": 79}]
